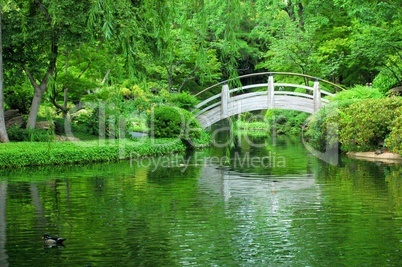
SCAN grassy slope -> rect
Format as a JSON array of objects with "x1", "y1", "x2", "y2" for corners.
[{"x1": 0, "y1": 138, "x2": 187, "y2": 168}]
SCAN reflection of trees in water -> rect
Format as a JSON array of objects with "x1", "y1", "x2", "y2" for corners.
[
  {"x1": 311, "y1": 159, "x2": 402, "y2": 265},
  {"x1": 0, "y1": 182, "x2": 8, "y2": 267},
  {"x1": 30, "y1": 183, "x2": 46, "y2": 228},
  {"x1": 198, "y1": 164, "x2": 320, "y2": 265},
  {"x1": 385, "y1": 166, "x2": 402, "y2": 212}
]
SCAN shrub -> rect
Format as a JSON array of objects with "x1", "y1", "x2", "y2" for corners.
[
  {"x1": 72, "y1": 105, "x2": 142, "y2": 138},
  {"x1": 265, "y1": 109, "x2": 308, "y2": 135},
  {"x1": 385, "y1": 106, "x2": 402, "y2": 154},
  {"x1": 4, "y1": 84, "x2": 32, "y2": 114},
  {"x1": 169, "y1": 92, "x2": 199, "y2": 111},
  {"x1": 7, "y1": 126, "x2": 55, "y2": 142},
  {"x1": 339, "y1": 98, "x2": 402, "y2": 152},
  {"x1": 54, "y1": 118, "x2": 65, "y2": 135},
  {"x1": 72, "y1": 108, "x2": 99, "y2": 135},
  {"x1": 304, "y1": 85, "x2": 386, "y2": 152},
  {"x1": 127, "y1": 113, "x2": 148, "y2": 133},
  {"x1": 148, "y1": 105, "x2": 203, "y2": 147},
  {"x1": 372, "y1": 70, "x2": 400, "y2": 94},
  {"x1": 328, "y1": 85, "x2": 384, "y2": 102}
]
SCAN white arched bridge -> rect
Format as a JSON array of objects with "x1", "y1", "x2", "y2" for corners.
[{"x1": 194, "y1": 72, "x2": 343, "y2": 128}]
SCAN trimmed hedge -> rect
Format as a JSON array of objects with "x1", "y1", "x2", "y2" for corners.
[
  {"x1": 148, "y1": 105, "x2": 203, "y2": 147},
  {"x1": 0, "y1": 138, "x2": 186, "y2": 168}
]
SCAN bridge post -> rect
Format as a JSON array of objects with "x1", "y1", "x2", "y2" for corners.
[
  {"x1": 267, "y1": 75, "x2": 274, "y2": 108},
  {"x1": 313, "y1": 81, "x2": 321, "y2": 111},
  {"x1": 221, "y1": 84, "x2": 229, "y2": 118}
]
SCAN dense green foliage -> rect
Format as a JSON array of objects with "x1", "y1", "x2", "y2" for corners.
[
  {"x1": 169, "y1": 92, "x2": 199, "y2": 111},
  {"x1": 235, "y1": 109, "x2": 308, "y2": 136},
  {"x1": 7, "y1": 127, "x2": 55, "y2": 142},
  {"x1": 1, "y1": 0, "x2": 402, "y2": 158},
  {"x1": 304, "y1": 86, "x2": 386, "y2": 152},
  {"x1": 328, "y1": 85, "x2": 384, "y2": 102},
  {"x1": 339, "y1": 98, "x2": 402, "y2": 151},
  {"x1": 305, "y1": 94, "x2": 402, "y2": 154},
  {"x1": 2, "y1": 0, "x2": 402, "y2": 116},
  {"x1": 303, "y1": 103, "x2": 339, "y2": 152},
  {"x1": 265, "y1": 110, "x2": 309, "y2": 135},
  {"x1": 148, "y1": 105, "x2": 203, "y2": 148},
  {"x1": 0, "y1": 138, "x2": 186, "y2": 168},
  {"x1": 385, "y1": 107, "x2": 402, "y2": 154}
]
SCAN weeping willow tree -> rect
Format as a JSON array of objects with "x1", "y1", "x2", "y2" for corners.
[{"x1": 87, "y1": 0, "x2": 247, "y2": 92}]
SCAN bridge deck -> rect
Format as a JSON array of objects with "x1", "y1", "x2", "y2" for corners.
[{"x1": 194, "y1": 73, "x2": 335, "y2": 129}]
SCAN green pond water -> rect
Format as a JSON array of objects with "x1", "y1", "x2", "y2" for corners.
[{"x1": 0, "y1": 134, "x2": 401, "y2": 266}]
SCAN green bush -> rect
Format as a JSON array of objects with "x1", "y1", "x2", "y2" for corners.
[
  {"x1": 237, "y1": 121, "x2": 269, "y2": 131},
  {"x1": 169, "y1": 92, "x2": 199, "y2": 111},
  {"x1": 372, "y1": 70, "x2": 400, "y2": 94},
  {"x1": 328, "y1": 85, "x2": 384, "y2": 102},
  {"x1": 265, "y1": 109, "x2": 309, "y2": 135},
  {"x1": 73, "y1": 105, "x2": 141, "y2": 138},
  {"x1": 127, "y1": 113, "x2": 148, "y2": 133},
  {"x1": 303, "y1": 102, "x2": 343, "y2": 151},
  {"x1": 304, "y1": 85, "x2": 386, "y2": 152},
  {"x1": 385, "y1": 106, "x2": 402, "y2": 154},
  {"x1": 4, "y1": 83, "x2": 32, "y2": 114},
  {"x1": 303, "y1": 108, "x2": 327, "y2": 152},
  {"x1": 148, "y1": 105, "x2": 203, "y2": 147},
  {"x1": 7, "y1": 127, "x2": 55, "y2": 142},
  {"x1": 339, "y1": 97, "x2": 402, "y2": 152},
  {"x1": 72, "y1": 109, "x2": 98, "y2": 135}
]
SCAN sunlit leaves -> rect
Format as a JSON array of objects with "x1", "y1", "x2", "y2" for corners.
[
  {"x1": 385, "y1": 107, "x2": 402, "y2": 154},
  {"x1": 339, "y1": 98, "x2": 402, "y2": 152}
]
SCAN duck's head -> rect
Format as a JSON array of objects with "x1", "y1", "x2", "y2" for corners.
[
  {"x1": 42, "y1": 234, "x2": 54, "y2": 241},
  {"x1": 42, "y1": 234, "x2": 51, "y2": 240}
]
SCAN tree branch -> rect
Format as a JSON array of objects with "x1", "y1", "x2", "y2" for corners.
[
  {"x1": 50, "y1": 90, "x2": 64, "y2": 111},
  {"x1": 101, "y1": 69, "x2": 110, "y2": 84},
  {"x1": 178, "y1": 66, "x2": 198, "y2": 92},
  {"x1": 34, "y1": 0, "x2": 52, "y2": 24},
  {"x1": 22, "y1": 65, "x2": 38, "y2": 88},
  {"x1": 39, "y1": 28, "x2": 61, "y2": 90},
  {"x1": 77, "y1": 62, "x2": 91, "y2": 79}
]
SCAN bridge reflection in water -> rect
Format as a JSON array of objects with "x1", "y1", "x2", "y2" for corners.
[
  {"x1": 198, "y1": 164, "x2": 318, "y2": 202},
  {"x1": 197, "y1": 163, "x2": 321, "y2": 262}
]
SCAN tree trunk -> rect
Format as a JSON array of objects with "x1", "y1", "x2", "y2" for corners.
[
  {"x1": 24, "y1": 23, "x2": 59, "y2": 129},
  {"x1": 26, "y1": 86, "x2": 45, "y2": 129},
  {"x1": 62, "y1": 88, "x2": 68, "y2": 119},
  {"x1": 0, "y1": 10, "x2": 9, "y2": 142}
]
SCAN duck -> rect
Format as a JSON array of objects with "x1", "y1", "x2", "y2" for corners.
[
  {"x1": 374, "y1": 149, "x2": 383, "y2": 155},
  {"x1": 42, "y1": 234, "x2": 66, "y2": 246}
]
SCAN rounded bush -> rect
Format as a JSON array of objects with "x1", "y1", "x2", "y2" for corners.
[{"x1": 148, "y1": 105, "x2": 202, "y2": 146}]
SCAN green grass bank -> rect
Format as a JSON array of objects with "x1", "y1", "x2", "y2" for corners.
[{"x1": 0, "y1": 138, "x2": 188, "y2": 168}]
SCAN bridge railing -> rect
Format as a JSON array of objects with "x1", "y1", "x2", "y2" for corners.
[{"x1": 194, "y1": 72, "x2": 339, "y2": 117}]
